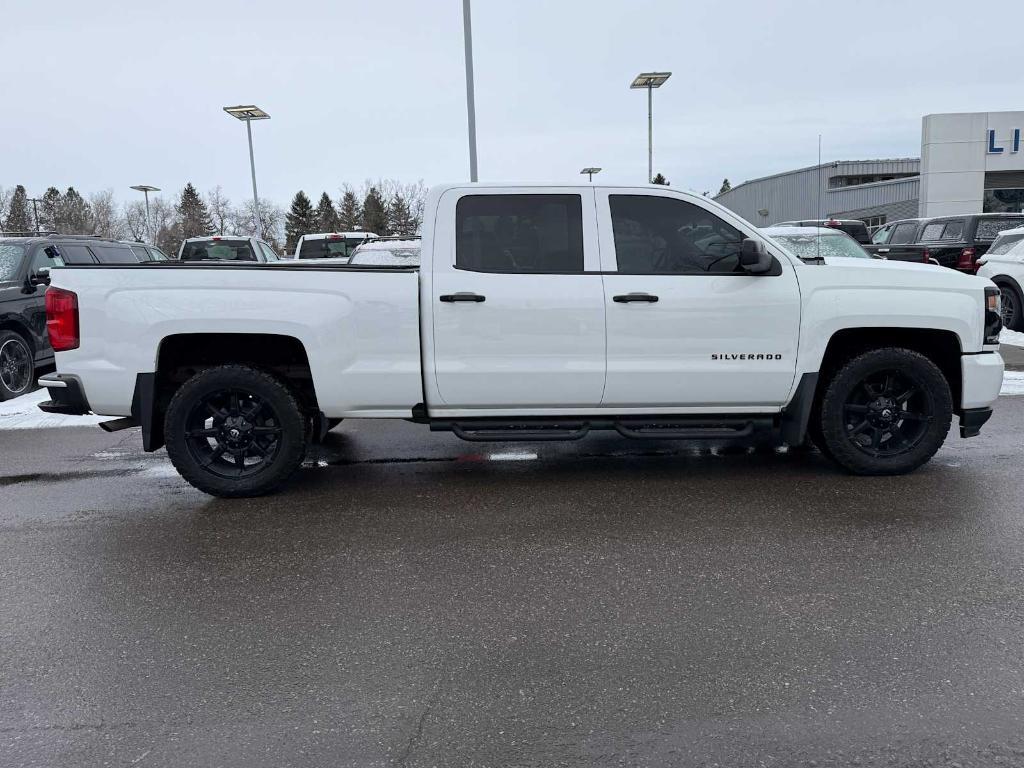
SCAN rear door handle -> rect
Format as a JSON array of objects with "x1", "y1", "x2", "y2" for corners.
[
  {"x1": 613, "y1": 292, "x2": 659, "y2": 303},
  {"x1": 440, "y1": 292, "x2": 486, "y2": 303},
  {"x1": 876, "y1": 248, "x2": 890, "y2": 254}
]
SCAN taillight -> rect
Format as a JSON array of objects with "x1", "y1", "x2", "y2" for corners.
[
  {"x1": 957, "y1": 247, "x2": 976, "y2": 271},
  {"x1": 46, "y1": 287, "x2": 79, "y2": 352}
]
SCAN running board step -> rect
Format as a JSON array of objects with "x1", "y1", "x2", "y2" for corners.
[{"x1": 432, "y1": 416, "x2": 773, "y2": 443}]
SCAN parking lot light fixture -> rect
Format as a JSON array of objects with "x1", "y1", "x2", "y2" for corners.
[
  {"x1": 130, "y1": 185, "x2": 160, "y2": 243},
  {"x1": 630, "y1": 72, "x2": 671, "y2": 184},
  {"x1": 223, "y1": 105, "x2": 270, "y2": 236},
  {"x1": 580, "y1": 167, "x2": 602, "y2": 183}
]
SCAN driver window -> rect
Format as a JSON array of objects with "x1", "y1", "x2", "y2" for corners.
[
  {"x1": 609, "y1": 195, "x2": 744, "y2": 273},
  {"x1": 455, "y1": 194, "x2": 584, "y2": 273}
]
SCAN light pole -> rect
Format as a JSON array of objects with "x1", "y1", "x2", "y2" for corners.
[
  {"x1": 27, "y1": 198, "x2": 42, "y2": 233},
  {"x1": 630, "y1": 72, "x2": 671, "y2": 184},
  {"x1": 223, "y1": 105, "x2": 270, "y2": 235},
  {"x1": 462, "y1": 0, "x2": 478, "y2": 182},
  {"x1": 580, "y1": 167, "x2": 602, "y2": 183},
  {"x1": 130, "y1": 185, "x2": 160, "y2": 243}
]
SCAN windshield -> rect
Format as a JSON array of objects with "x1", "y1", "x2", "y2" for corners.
[
  {"x1": 180, "y1": 240, "x2": 257, "y2": 261},
  {"x1": 0, "y1": 244, "x2": 27, "y2": 280},
  {"x1": 772, "y1": 233, "x2": 870, "y2": 260}
]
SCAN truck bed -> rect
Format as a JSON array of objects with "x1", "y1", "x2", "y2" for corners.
[{"x1": 49, "y1": 263, "x2": 423, "y2": 418}]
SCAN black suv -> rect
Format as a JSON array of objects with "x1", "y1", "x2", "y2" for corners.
[
  {"x1": 866, "y1": 213, "x2": 1024, "y2": 271},
  {"x1": 0, "y1": 234, "x2": 169, "y2": 400}
]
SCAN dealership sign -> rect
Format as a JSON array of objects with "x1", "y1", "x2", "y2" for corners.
[{"x1": 988, "y1": 128, "x2": 1021, "y2": 154}]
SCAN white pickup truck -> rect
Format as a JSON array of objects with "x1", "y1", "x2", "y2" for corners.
[{"x1": 38, "y1": 184, "x2": 1005, "y2": 497}]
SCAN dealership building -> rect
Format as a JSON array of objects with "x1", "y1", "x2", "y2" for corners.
[{"x1": 715, "y1": 111, "x2": 1024, "y2": 227}]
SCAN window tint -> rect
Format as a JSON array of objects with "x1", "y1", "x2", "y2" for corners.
[
  {"x1": 942, "y1": 220, "x2": 964, "y2": 240},
  {"x1": 609, "y1": 195, "x2": 745, "y2": 273},
  {"x1": 455, "y1": 194, "x2": 583, "y2": 273},
  {"x1": 976, "y1": 217, "x2": 1024, "y2": 240},
  {"x1": 890, "y1": 223, "x2": 918, "y2": 244},
  {"x1": 298, "y1": 238, "x2": 357, "y2": 258},
  {"x1": 90, "y1": 245, "x2": 137, "y2": 264},
  {"x1": 58, "y1": 244, "x2": 95, "y2": 264}
]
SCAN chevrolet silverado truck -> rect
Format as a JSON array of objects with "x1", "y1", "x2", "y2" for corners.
[{"x1": 37, "y1": 184, "x2": 1005, "y2": 497}]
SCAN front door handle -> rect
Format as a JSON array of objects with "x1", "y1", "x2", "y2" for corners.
[
  {"x1": 613, "y1": 292, "x2": 659, "y2": 303},
  {"x1": 440, "y1": 292, "x2": 486, "y2": 303}
]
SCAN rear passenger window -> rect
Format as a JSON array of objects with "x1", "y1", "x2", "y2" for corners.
[
  {"x1": 890, "y1": 223, "x2": 918, "y2": 244},
  {"x1": 90, "y1": 245, "x2": 137, "y2": 264},
  {"x1": 921, "y1": 223, "x2": 945, "y2": 241},
  {"x1": 942, "y1": 221, "x2": 964, "y2": 240},
  {"x1": 609, "y1": 194, "x2": 745, "y2": 273},
  {"x1": 455, "y1": 194, "x2": 584, "y2": 273},
  {"x1": 58, "y1": 244, "x2": 95, "y2": 264}
]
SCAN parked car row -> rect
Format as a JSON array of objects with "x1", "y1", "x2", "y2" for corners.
[{"x1": 864, "y1": 213, "x2": 1024, "y2": 272}]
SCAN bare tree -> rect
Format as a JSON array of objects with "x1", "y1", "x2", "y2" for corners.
[
  {"x1": 233, "y1": 198, "x2": 285, "y2": 250},
  {"x1": 207, "y1": 185, "x2": 232, "y2": 235},
  {"x1": 88, "y1": 189, "x2": 126, "y2": 239},
  {"x1": 123, "y1": 200, "x2": 148, "y2": 242}
]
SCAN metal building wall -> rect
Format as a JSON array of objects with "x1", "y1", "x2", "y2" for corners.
[{"x1": 714, "y1": 159, "x2": 920, "y2": 226}]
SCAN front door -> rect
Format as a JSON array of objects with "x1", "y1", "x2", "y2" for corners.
[
  {"x1": 597, "y1": 189, "x2": 801, "y2": 409},
  {"x1": 430, "y1": 189, "x2": 606, "y2": 409}
]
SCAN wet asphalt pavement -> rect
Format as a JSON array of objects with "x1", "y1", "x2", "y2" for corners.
[{"x1": 2, "y1": 397, "x2": 1024, "y2": 768}]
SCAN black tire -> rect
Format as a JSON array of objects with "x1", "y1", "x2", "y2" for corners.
[
  {"x1": 999, "y1": 283, "x2": 1024, "y2": 332},
  {"x1": 164, "y1": 365, "x2": 307, "y2": 497},
  {"x1": 0, "y1": 330, "x2": 35, "y2": 401},
  {"x1": 818, "y1": 348, "x2": 952, "y2": 476}
]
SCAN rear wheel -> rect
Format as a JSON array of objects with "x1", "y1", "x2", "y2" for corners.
[
  {"x1": 0, "y1": 331, "x2": 34, "y2": 401},
  {"x1": 999, "y1": 283, "x2": 1023, "y2": 331},
  {"x1": 818, "y1": 348, "x2": 952, "y2": 476},
  {"x1": 164, "y1": 365, "x2": 307, "y2": 497}
]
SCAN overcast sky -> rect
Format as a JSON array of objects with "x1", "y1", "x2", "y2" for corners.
[{"x1": 1, "y1": 0, "x2": 1018, "y2": 205}]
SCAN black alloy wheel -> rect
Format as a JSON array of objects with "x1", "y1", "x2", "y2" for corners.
[
  {"x1": 0, "y1": 333, "x2": 34, "y2": 400},
  {"x1": 1000, "y1": 285, "x2": 1021, "y2": 331},
  {"x1": 840, "y1": 369, "x2": 933, "y2": 458},
  {"x1": 183, "y1": 387, "x2": 284, "y2": 479}
]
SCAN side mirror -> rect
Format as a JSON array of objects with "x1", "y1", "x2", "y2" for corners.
[
  {"x1": 739, "y1": 238, "x2": 773, "y2": 274},
  {"x1": 28, "y1": 267, "x2": 51, "y2": 288}
]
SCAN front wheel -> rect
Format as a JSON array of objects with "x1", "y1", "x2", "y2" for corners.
[
  {"x1": 1000, "y1": 284, "x2": 1023, "y2": 331},
  {"x1": 164, "y1": 365, "x2": 308, "y2": 497},
  {"x1": 818, "y1": 348, "x2": 952, "y2": 476}
]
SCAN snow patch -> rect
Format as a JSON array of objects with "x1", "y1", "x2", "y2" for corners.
[
  {"x1": 1000, "y1": 328, "x2": 1024, "y2": 348},
  {"x1": 0, "y1": 389, "x2": 106, "y2": 431},
  {"x1": 1001, "y1": 371, "x2": 1024, "y2": 396},
  {"x1": 488, "y1": 452, "x2": 538, "y2": 462}
]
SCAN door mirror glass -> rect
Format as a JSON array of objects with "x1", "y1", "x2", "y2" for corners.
[{"x1": 739, "y1": 238, "x2": 773, "y2": 274}]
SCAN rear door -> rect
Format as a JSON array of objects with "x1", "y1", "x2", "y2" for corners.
[
  {"x1": 878, "y1": 221, "x2": 921, "y2": 261},
  {"x1": 597, "y1": 189, "x2": 801, "y2": 408},
  {"x1": 430, "y1": 188, "x2": 606, "y2": 409}
]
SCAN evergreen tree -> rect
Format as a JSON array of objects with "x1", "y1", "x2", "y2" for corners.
[
  {"x1": 387, "y1": 193, "x2": 417, "y2": 237},
  {"x1": 718, "y1": 178, "x2": 731, "y2": 196},
  {"x1": 285, "y1": 191, "x2": 316, "y2": 251},
  {"x1": 4, "y1": 185, "x2": 32, "y2": 232},
  {"x1": 361, "y1": 187, "x2": 389, "y2": 235},
  {"x1": 314, "y1": 191, "x2": 339, "y2": 232},
  {"x1": 58, "y1": 187, "x2": 92, "y2": 233},
  {"x1": 337, "y1": 190, "x2": 362, "y2": 231},
  {"x1": 176, "y1": 183, "x2": 214, "y2": 240},
  {"x1": 652, "y1": 173, "x2": 670, "y2": 186},
  {"x1": 39, "y1": 187, "x2": 61, "y2": 232}
]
